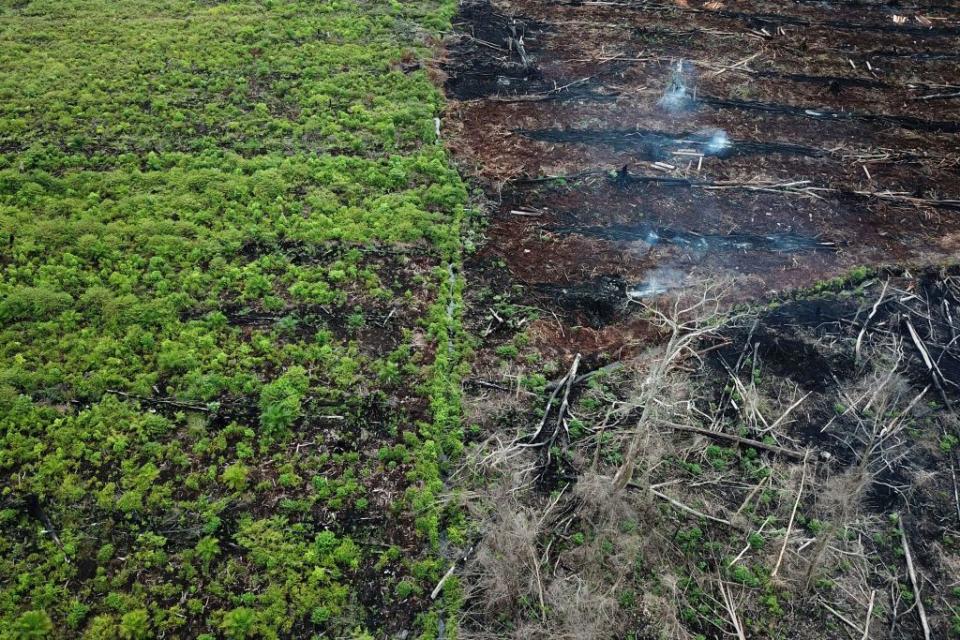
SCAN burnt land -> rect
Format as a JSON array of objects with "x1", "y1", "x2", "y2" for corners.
[{"x1": 443, "y1": 1, "x2": 960, "y2": 638}]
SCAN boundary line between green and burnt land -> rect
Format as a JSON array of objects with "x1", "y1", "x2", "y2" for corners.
[{"x1": 410, "y1": 2, "x2": 471, "y2": 636}]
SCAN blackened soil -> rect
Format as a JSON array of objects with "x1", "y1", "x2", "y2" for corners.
[
  {"x1": 446, "y1": 0, "x2": 960, "y2": 357},
  {"x1": 444, "y1": 1, "x2": 550, "y2": 100},
  {"x1": 448, "y1": 4, "x2": 960, "y2": 639}
]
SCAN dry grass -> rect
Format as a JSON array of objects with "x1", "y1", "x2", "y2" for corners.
[{"x1": 455, "y1": 283, "x2": 960, "y2": 639}]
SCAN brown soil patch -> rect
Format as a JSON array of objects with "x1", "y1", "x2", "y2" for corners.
[{"x1": 445, "y1": 0, "x2": 960, "y2": 357}]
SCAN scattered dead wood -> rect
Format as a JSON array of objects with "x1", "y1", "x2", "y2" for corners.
[
  {"x1": 719, "y1": 580, "x2": 747, "y2": 640},
  {"x1": 856, "y1": 279, "x2": 890, "y2": 363},
  {"x1": 821, "y1": 599, "x2": 867, "y2": 636},
  {"x1": 711, "y1": 51, "x2": 762, "y2": 77},
  {"x1": 700, "y1": 96, "x2": 960, "y2": 134},
  {"x1": 516, "y1": 170, "x2": 960, "y2": 212},
  {"x1": 432, "y1": 544, "x2": 477, "y2": 600},
  {"x1": 863, "y1": 589, "x2": 877, "y2": 640},
  {"x1": 520, "y1": 354, "x2": 582, "y2": 480},
  {"x1": 569, "y1": 0, "x2": 960, "y2": 36},
  {"x1": 555, "y1": 354, "x2": 581, "y2": 436},
  {"x1": 662, "y1": 421, "x2": 806, "y2": 460},
  {"x1": 612, "y1": 287, "x2": 728, "y2": 492},
  {"x1": 649, "y1": 486, "x2": 734, "y2": 527},
  {"x1": 545, "y1": 361, "x2": 624, "y2": 391},
  {"x1": 911, "y1": 90, "x2": 960, "y2": 101},
  {"x1": 451, "y1": 0, "x2": 960, "y2": 634},
  {"x1": 464, "y1": 378, "x2": 514, "y2": 392},
  {"x1": 905, "y1": 318, "x2": 954, "y2": 409},
  {"x1": 105, "y1": 388, "x2": 214, "y2": 412},
  {"x1": 22, "y1": 495, "x2": 66, "y2": 558},
  {"x1": 853, "y1": 190, "x2": 960, "y2": 210}
]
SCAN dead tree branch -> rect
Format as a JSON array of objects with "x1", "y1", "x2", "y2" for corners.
[
  {"x1": 613, "y1": 286, "x2": 730, "y2": 492},
  {"x1": 772, "y1": 455, "x2": 808, "y2": 578},
  {"x1": 899, "y1": 515, "x2": 931, "y2": 640},
  {"x1": 663, "y1": 421, "x2": 806, "y2": 460}
]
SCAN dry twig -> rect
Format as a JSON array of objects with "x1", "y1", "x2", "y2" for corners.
[
  {"x1": 663, "y1": 421, "x2": 806, "y2": 460},
  {"x1": 772, "y1": 454, "x2": 808, "y2": 577},
  {"x1": 719, "y1": 580, "x2": 747, "y2": 640},
  {"x1": 898, "y1": 515, "x2": 931, "y2": 640}
]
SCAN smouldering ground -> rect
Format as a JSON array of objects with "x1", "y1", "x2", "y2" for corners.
[
  {"x1": 445, "y1": 0, "x2": 960, "y2": 344},
  {"x1": 444, "y1": 2, "x2": 960, "y2": 639}
]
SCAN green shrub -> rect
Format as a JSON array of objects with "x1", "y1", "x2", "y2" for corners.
[
  {"x1": 941, "y1": 433, "x2": 959, "y2": 453},
  {"x1": 0, "y1": 0, "x2": 467, "y2": 636},
  {"x1": 11, "y1": 610, "x2": 54, "y2": 639},
  {"x1": 220, "y1": 607, "x2": 257, "y2": 640},
  {"x1": 0, "y1": 287, "x2": 73, "y2": 323},
  {"x1": 395, "y1": 580, "x2": 418, "y2": 599},
  {"x1": 119, "y1": 610, "x2": 150, "y2": 640},
  {"x1": 221, "y1": 463, "x2": 249, "y2": 491},
  {"x1": 259, "y1": 366, "x2": 309, "y2": 440},
  {"x1": 195, "y1": 536, "x2": 220, "y2": 573}
]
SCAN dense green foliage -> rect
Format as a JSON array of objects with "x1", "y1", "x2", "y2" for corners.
[{"x1": 0, "y1": 0, "x2": 466, "y2": 637}]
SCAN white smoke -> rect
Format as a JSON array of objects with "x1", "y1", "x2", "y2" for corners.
[
  {"x1": 658, "y1": 60, "x2": 695, "y2": 112},
  {"x1": 701, "y1": 128, "x2": 730, "y2": 154},
  {"x1": 626, "y1": 267, "x2": 685, "y2": 300}
]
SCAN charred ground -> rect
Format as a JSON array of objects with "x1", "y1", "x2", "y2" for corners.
[
  {"x1": 445, "y1": 0, "x2": 960, "y2": 325},
  {"x1": 443, "y1": 1, "x2": 960, "y2": 638}
]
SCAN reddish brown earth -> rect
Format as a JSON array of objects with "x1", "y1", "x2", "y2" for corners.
[{"x1": 443, "y1": 0, "x2": 960, "y2": 355}]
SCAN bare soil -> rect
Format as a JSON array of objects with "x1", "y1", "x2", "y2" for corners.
[{"x1": 444, "y1": 0, "x2": 960, "y2": 350}]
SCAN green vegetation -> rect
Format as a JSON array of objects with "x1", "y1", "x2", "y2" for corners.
[
  {"x1": 805, "y1": 265, "x2": 873, "y2": 296},
  {"x1": 0, "y1": 0, "x2": 466, "y2": 637}
]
